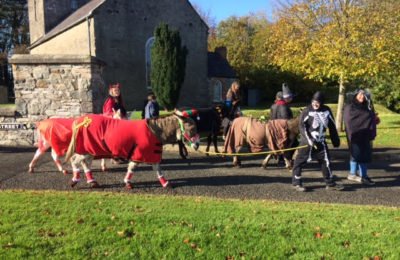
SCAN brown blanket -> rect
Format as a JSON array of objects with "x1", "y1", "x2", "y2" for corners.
[
  {"x1": 265, "y1": 119, "x2": 288, "y2": 153},
  {"x1": 224, "y1": 117, "x2": 289, "y2": 154}
]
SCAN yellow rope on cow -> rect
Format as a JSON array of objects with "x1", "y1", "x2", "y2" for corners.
[
  {"x1": 65, "y1": 116, "x2": 92, "y2": 162},
  {"x1": 198, "y1": 144, "x2": 309, "y2": 157},
  {"x1": 73, "y1": 116, "x2": 92, "y2": 130}
]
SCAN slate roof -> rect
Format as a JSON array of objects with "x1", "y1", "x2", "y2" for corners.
[
  {"x1": 30, "y1": 0, "x2": 106, "y2": 49},
  {"x1": 207, "y1": 52, "x2": 236, "y2": 78}
]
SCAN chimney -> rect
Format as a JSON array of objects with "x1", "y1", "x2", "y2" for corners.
[
  {"x1": 215, "y1": 46, "x2": 227, "y2": 59},
  {"x1": 28, "y1": 0, "x2": 45, "y2": 43},
  {"x1": 28, "y1": 0, "x2": 88, "y2": 44}
]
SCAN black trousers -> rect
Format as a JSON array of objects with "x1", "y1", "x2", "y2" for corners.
[{"x1": 292, "y1": 141, "x2": 334, "y2": 185}]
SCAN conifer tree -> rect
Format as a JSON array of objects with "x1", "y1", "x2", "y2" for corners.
[{"x1": 150, "y1": 23, "x2": 187, "y2": 110}]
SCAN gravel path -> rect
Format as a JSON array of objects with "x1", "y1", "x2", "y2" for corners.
[{"x1": 1, "y1": 146, "x2": 400, "y2": 207}]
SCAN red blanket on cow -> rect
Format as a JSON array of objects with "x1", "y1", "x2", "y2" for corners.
[
  {"x1": 37, "y1": 118, "x2": 74, "y2": 156},
  {"x1": 73, "y1": 114, "x2": 162, "y2": 163}
]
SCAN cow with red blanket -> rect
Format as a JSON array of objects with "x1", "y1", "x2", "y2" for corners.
[{"x1": 29, "y1": 111, "x2": 199, "y2": 188}]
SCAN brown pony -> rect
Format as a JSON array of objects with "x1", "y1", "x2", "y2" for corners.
[
  {"x1": 29, "y1": 111, "x2": 199, "y2": 189},
  {"x1": 223, "y1": 116, "x2": 300, "y2": 168}
]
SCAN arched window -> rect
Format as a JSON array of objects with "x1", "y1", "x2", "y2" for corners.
[
  {"x1": 213, "y1": 80, "x2": 223, "y2": 102},
  {"x1": 145, "y1": 37, "x2": 155, "y2": 89}
]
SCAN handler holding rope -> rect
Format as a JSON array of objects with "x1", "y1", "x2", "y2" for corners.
[{"x1": 291, "y1": 91, "x2": 344, "y2": 192}]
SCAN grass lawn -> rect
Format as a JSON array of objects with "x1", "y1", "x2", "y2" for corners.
[{"x1": 0, "y1": 190, "x2": 399, "y2": 259}]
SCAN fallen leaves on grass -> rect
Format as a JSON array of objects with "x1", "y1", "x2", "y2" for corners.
[
  {"x1": 314, "y1": 232, "x2": 323, "y2": 239},
  {"x1": 342, "y1": 240, "x2": 351, "y2": 248},
  {"x1": 371, "y1": 232, "x2": 381, "y2": 237},
  {"x1": 183, "y1": 238, "x2": 202, "y2": 251},
  {"x1": 2, "y1": 242, "x2": 14, "y2": 249},
  {"x1": 314, "y1": 226, "x2": 323, "y2": 239},
  {"x1": 117, "y1": 228, "x2": 135, "y2": 238}
]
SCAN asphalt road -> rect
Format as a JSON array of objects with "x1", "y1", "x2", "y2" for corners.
[{"x1": 1, "y1": 146, "x2": 400, "y2": 207}]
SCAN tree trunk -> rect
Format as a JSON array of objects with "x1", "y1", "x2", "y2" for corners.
[{"x1": 335, "y1": 74, "x2": 346, "y2": 132}]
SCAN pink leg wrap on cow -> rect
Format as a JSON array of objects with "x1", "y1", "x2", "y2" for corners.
[
  {"x1": 72, "y1": 171, "x2": 81, "y2": 182},
  {"x1": 124, "y1": 172, "x2": 133, "y2": 183},
  {"x1": 85, "y1": 171, "x2": 95, "y2": 183},
  {"x1": 159, "y1": 176, "x2": 169, "y2": 188}
]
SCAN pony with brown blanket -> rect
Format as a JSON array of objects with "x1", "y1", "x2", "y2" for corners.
[
  {"x1": 29, "y1": 110, "x2": 199, "y2": 189},
  {"x1": 223, "y1": 116, "x2": 300, "y2": 168}
]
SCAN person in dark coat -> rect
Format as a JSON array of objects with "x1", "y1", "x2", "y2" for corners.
[
  {"x1": 270, "y1": 84, "x2": 296, "y2": 164},
  {"x1": 270, "y1": 83, "x2": 294, "y2": 120},
  {"x1": 343, "y1": 89, "x2": 379, "y2": 186},
  {"x1": 291, "y1": 91, "x2": 343, "y2": 191}
]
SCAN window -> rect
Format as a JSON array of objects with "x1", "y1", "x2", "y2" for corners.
[
  {"x1": 145, "y1": 37, "x2": 155, "y2": 89},
  {"x1": 71, "y1": 0, "x2": 78, "y2": 10},
  {"x1": 213, "y1": 80, "x2": 223, "y2": 102}
]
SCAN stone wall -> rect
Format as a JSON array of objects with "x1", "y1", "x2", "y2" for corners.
[
  {"x1": 0, "y1": 106, "x2": 34, "y2": 147},
  {"x1": 0, "y1": 54, "x2": 106, "y2": 147}
]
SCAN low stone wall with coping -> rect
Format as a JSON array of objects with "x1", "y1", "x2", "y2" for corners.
[{"x1": 0, "y1": 54, "x2": 106, "y2": 147}]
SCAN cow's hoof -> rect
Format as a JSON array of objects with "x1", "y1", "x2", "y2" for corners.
[
  {"x1": 62, "y1": 170, "x2": 69, "y2": 175},
  {"x1": 90, "y1": 181, "x2": 100, "y2": 188},
  {"x1": 125, "y1": 183, "x2": 133, "y2": 190},
  {"x1": 28, "y1": 167, "x2": 34, "y2": 174},
  {"x1": 163, "y1": 182, "x2": 173, "y2": 189},
  {"x1": 233, "y1": 162, "x2": 241, "y2": 168},
  {"x1": 261, "y1": 164, "x2": 268, "y2": 170},
  {"x1": 70, "y1": 181, "x2": 78, "y2": 188}
]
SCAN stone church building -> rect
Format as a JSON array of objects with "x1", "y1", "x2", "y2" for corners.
[
  {"x1": 28, "y1": 0, "x2": 211, "y2": 110},
  {"x1": 2, "y1": 0, "x2": 236, "y2": 146}
]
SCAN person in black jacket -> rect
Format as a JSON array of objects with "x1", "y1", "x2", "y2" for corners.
[
  {"x1": 270, "y1": 84, "x2": 296, "y2": 164},
  {"x1": 292, "y1": 91, "x2": 343, "y2": 191},
  {"x1": 344, "y1": 89, "x2": 379, "y2": 186},
  {"x1": 270, "y1": 83, "x2": 293, "y2": 120}
]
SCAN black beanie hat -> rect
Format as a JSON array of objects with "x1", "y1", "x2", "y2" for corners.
[{"x1": 312, "y1": 91, "x2": 325, "y2": 104}]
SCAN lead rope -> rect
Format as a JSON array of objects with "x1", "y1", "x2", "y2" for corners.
[
  {"x1": 65, "y1": 117, "x2": 92, "y2": 162},
  {"x1": 197, "y1": 144, "x2": 309, "y2": 157},
  {"x1": 175, "y1": 116, "x2": 194, "y2": 147}
]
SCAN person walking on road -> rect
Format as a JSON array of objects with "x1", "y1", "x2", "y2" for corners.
[
  {"x1": 292, "y1": 91, "x2": 343, "y2": 192},
  {"x1": 344, "y1": 89, "x2": 380, "y2": 186}
]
